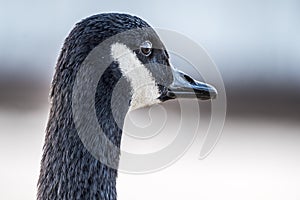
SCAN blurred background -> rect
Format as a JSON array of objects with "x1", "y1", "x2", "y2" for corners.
[{"x1": 0, "y1": 0, "x2": 299, "y2": 199}]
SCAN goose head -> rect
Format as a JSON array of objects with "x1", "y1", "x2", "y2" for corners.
[
  {"x1": 38, "y1": 13, "x2": 217, "y2": 200},
  {"x1": 109, "y1": 37, "x2": 217, "y2": 111}
]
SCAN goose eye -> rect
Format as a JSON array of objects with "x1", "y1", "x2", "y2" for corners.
[{"x1": 140, "y1": 41, "x2": 152, "y2": 56}]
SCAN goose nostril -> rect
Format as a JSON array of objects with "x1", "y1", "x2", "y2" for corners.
[{"x1": 183, "y1": 74, "x2": 195, "y2": 85}]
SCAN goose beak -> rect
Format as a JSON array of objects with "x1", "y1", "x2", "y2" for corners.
[{"x1": 166, "y1": 68, "x2": 217, "y2": 100}]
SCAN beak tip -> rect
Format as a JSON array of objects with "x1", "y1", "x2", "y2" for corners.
[
  {"x1": 195, "y1": 83, "x2": 218, "y2": 100},
  {"x1": 209, "y1": 87, "x2": 218, "y2": 99}
]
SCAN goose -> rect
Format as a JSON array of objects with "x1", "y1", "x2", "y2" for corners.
[{"x1": 37, "y1": 13, "x2": 217, "y2": 200}]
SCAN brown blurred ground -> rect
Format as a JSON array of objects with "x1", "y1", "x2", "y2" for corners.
[{"x1": 1, "y1": 75, "x2": 298, "y2": 121}]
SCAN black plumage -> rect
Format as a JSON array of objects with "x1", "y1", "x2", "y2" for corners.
[{"x1": 37, "y1": 13, "x2": 160, "y2": 200}]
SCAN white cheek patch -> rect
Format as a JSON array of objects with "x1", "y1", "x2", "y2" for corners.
[{"x1": 110, "y1": 43, "x2": 160, "y2": 110}]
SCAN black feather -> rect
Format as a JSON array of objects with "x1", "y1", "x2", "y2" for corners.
[{"x1": 37, "y1": 13, "x2": 151, "y2": 200}]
